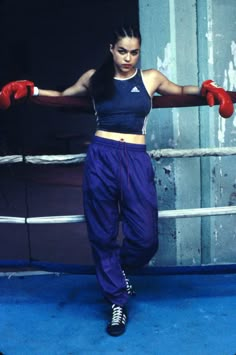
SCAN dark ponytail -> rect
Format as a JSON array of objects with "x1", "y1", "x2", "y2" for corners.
[
  {"x1": 89, "y1": 53, "x2": 115, "y2": 100},
  {"x1": 89, "y1": 25, "x2": 141, "y2": 100}
]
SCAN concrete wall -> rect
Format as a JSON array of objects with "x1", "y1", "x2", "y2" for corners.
[{"x1": 139, "y1": 0, "x2": 236, "y2": 266}]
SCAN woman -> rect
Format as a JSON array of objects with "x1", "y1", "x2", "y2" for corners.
[
  {"x1": 0, "y1": 25, "x2": 231, "y2": 337},
  {"x1": 40, "y1": 26, "x2": 200, "y2": 336}
]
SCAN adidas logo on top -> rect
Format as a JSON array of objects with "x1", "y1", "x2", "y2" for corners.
[{"x1": 131, "y1": 86, "x2": 140, "y2": 93}]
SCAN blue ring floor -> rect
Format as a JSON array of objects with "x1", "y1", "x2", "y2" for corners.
[{"x1": 1, "y1": 272, "x2": 236, "y2": 355}]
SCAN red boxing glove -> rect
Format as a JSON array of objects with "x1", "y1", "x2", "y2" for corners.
[
  {"x1": 0, "y1": 80, "x2": 36, "y2": 109},
  {"x1": 201, "y1": 80, "x2": 234, "y2": 118}
]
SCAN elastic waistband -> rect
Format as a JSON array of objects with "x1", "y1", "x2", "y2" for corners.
[{"x1": 91, "y1": 135, "x2": 146, "y2": 151}]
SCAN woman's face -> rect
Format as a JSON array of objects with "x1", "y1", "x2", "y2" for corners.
[{"x1": 110, "y1": 36, "x2": 140, "y2": 76}]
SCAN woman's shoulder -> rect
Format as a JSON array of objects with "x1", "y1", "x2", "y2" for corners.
[
  {"x1": 141, "y1": 68, "x2": 167, "y2": 85},
  {"x1": 76, "y1": 69, "x2": 96, "y2": 89},
  {"x1": 140, "y1": 69, "x2": 168, "y2": 97},
  {"x1": 83, "y1": 68, "x2": 96, "y2": 80}
]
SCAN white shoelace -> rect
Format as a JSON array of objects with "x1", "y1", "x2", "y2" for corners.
[
  {"x1": 111, "y1": 305, "x2": 126, "y2": 326},
  {"x1": 122, "y1": 270, "x2": 135, "y2": 295}
]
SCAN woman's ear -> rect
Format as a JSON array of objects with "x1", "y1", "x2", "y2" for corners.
[{"x1": 109, "y1": 44, "x2": 113, "y2": 54}]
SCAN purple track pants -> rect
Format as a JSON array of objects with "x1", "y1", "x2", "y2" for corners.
[{"x1": 83, "y1": 136, "x2": 158, "y2": 306}]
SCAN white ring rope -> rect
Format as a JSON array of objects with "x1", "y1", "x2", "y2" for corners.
[
  {"x1": 1, "y1": 147, "x2": 236, "y2": 164},
  {"x1": 0, "y1": 154, "x2": 86, "y2": 164},
  {"x1": 1, "y1": 206, "x2": 236, "y2": 224},
  {"x1": 0, "y1": 155, "x2": 23, "y2": 164},
  {"x1": 149, "y1": 147, "x2": 236, "y2": 159}
]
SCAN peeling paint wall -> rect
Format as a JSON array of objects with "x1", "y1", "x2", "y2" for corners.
[{"x1": 139, "y1": 0, "x2": 236, "y2": 266}]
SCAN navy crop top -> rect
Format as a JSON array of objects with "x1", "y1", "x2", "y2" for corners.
[{"x1": 93, "y1": 69, "x2": 152, "y2": 134}]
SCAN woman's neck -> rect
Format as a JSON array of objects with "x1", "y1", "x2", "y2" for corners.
[{"x1": 114, "y1": 68, "x2": 137, "y2": 80}]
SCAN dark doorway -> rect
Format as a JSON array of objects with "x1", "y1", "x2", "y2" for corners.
[{"x1": 0, "y1": 0, "x2": 139, "y2": 270}]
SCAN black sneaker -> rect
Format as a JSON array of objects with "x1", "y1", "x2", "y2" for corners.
[
  {"x1": 122, "y1": 270, "x2": 136, "y2": 296},
  {"x1": 106, "y1": 304, "x2": 127, "y2": 336}
]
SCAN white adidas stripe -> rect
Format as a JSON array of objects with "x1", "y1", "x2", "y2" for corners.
[{"x1": 131, "y1": 86, "x2": 140, "y2": 92}]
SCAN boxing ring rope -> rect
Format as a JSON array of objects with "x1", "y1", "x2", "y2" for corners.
[
  {"x1": 29, "y1": 91, "x2": 236, "y2": 110},
  {"x1": 1, "y1": 205, "x2": 236, "y2": 225},
  {"x1": 0, "y1": 93, "x2": 236, "y2": 223},
  {"x1": 1, "y1": 146, "x2": 236, "y2": 166}
]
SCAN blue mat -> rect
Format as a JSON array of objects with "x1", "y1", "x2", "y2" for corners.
[{"x1": 0, "y1": 273, "x2": 236, "y2": 355}]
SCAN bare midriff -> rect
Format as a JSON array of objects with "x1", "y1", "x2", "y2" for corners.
[{"x1": 95, "y1": 130, "x2": 146, "y2": 144}]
